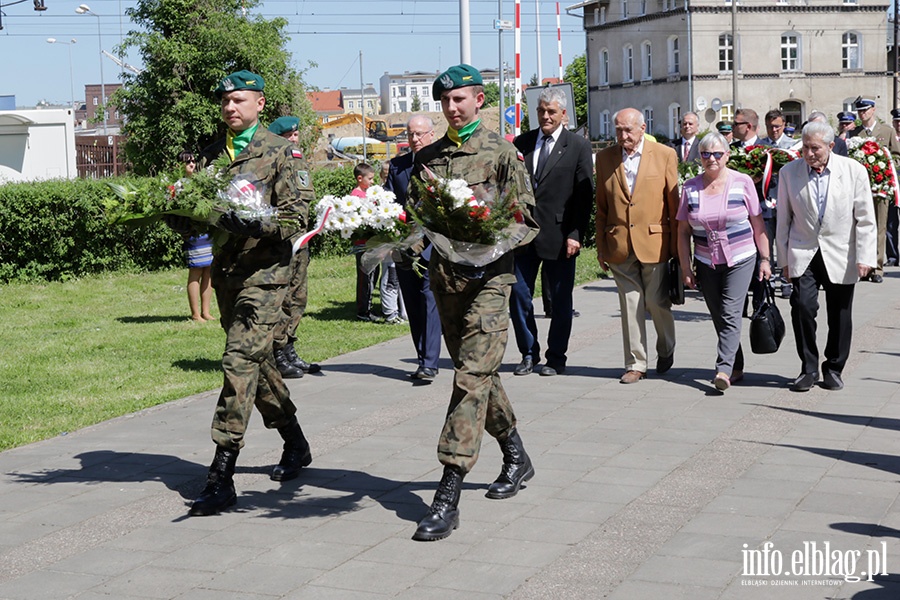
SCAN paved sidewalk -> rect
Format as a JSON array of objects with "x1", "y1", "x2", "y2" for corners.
[{"x1": 1, "y1": 271, "x2": 899, "y2": 599}]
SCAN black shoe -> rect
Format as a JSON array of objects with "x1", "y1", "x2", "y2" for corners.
[
  {"x1": 271, "y1": 417, "x2": 312, "y2": 481},
  {"x1": 790, "y1": 372, "x2": 819, "y2": 392},
  {"x1": 656, "y1": 354, "x2": 674, "y2": 375},
  {"x1": 886, "y1": 259, "x2": 898, "y2": 267},
  {"x1": 189, "y1": 446, "x2": 238, "y2": 516},
  {"x1": 284, "y1": 343, "x2": 321, "y2": 374},
  {"x1": 413, "y1": 465, "x2": 464, "y2": 542},
  {"x1": 539, "y1": 364, "x2": 565, "y2": 376},
  {"x1": 486, "y1": 429, "x2": 535, "y2": 499},
  {"x1": 274, "y1": 347, "x2": 304, "y2": 379},
  {"x1": 821, "y1": 370, "x2": 844, "y2": 391},
  {"x1": 869, "y1": 273, "x2": 884, "y2": 283},
  {"x1": 357, "y1": 313, "x2": 384, "y2": 323},
  {"x1": 514, "y1": 356, "x2": 534, "y2": 376},
  {"x1": 572, "y1": 310, "x2": 581, "y2": 318},
  {"x1": 412, "y1": 366, "x2": 438, "y2": 380}
]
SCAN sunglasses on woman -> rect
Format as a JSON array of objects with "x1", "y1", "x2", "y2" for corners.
[{"x1": 700, "y1": 151, "x2": 726, "y2": 160}]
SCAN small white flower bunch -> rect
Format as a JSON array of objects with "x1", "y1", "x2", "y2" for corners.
[
  {"x1": 446, "y1": 179, "x2": 481, "y2": 210},
  {"x1": 318, "y1": 185, "x2": 404, "y2": 239}
]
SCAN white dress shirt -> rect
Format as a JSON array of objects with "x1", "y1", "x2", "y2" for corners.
[
  {"x1": 533, "y1": 125, "x2": 563, "y2": 174},
  {"x1": 622, "y1": 138, "x2": 645, "y2": 195}
]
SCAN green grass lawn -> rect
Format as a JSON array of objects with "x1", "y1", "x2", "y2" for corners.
[{"x1": 0, "y1": 253, "x2": 604, "y2": 451}]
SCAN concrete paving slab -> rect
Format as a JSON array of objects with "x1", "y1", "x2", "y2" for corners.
[{"x1": 1, "y1": 274, "x2": 898, "y2": 599}]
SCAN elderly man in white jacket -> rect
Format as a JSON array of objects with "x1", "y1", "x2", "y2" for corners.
[{"x1": 776, "y1": 121, "x2": 877, "y2": 392}]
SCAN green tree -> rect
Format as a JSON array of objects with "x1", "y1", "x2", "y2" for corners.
[
  {"x1": 115, "y1": 0, "x2": 316, "y2": 175},
  {"x1": 481, "y1": 82, "x2": 501, "y2": 108},
  {"x1": 564, "y1": 54, "x2": 587, "y2": 129},
  {"x1": 411, "y1": 93, "x2": 422, "y2": 112}
]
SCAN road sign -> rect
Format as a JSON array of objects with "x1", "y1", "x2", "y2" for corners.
[
  {"x1": 505, "y1": 106, "x2": 516, "y2": 125},
  {"x1": 494, "y1": 19, "x2": 513, "y2": 30}
]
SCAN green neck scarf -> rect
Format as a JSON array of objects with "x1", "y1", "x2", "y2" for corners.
[
  {"x1": 226, "y1": 123, "x2": 259, "y2": 160},
  {"x1": 447, "y1": 119, "x2": 481, "y2": 147}
]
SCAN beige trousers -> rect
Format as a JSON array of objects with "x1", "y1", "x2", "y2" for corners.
[{"x1": 609, "y1": 252, "x2": 677, "y2": 373}]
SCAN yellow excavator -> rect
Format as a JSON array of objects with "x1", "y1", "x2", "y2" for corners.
[{"x1": 320, "y1": 113, "x2": 406, "y2": 141}]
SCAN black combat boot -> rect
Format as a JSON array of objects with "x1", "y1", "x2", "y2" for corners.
[
  {"x1": 284, "y1": 342, "x2": 321, "y2": 374},
  {"x1": 412, "y1": 465, "x2": 464, "y2": 542},
  {"x1": 274, "y1": 346, "x2": 304, "y2": 379},
  {"x1": 485, "y1": 428, "x2": 534, "y2": 499},
  {"x1": 270, "y1": 416, "x2": 312, "y2": 481},
  {"x1": 189, "y1": 446, "x2": 239, "y2": 516}
]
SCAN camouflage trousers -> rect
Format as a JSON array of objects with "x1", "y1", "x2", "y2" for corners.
[
  {"x1": 272, "y1": 247, "x2": 310, "y2": 349},
  {"x1": 433, "y1": 279, "x2": 517, "y2": 474},
  {"x1": 211, "y1": 284, "x2": 297, "y2": 450}
]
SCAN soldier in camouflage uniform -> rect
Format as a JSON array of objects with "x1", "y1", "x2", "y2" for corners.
[
  {"x1": 267, "y1": 116, "x2": 321, "y2": 379},
  {"x1": 407, "y1": 65, "x2": 540, "y2": 542},
  {"x1": 187, "y1": 71, "x2": 314, "y2": 516}
]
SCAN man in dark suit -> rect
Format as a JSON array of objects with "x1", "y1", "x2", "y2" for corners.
[
  {"x1": 673, "y1": 111, "x2": 701, "y2": 163},
  {"x1": 385, "y1": 115, "x2": 442, "y2": 380},
  {"x1": 510, "y1": 87, "x2": 593, "y2": 376}
]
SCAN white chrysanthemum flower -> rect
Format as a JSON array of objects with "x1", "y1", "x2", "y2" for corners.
[
  {"x1": 340, "y1": 227, "x2": 354, "y2": 239},
  {"x1": 339, "y1": 195, "x2": 359, "y2": 211}
]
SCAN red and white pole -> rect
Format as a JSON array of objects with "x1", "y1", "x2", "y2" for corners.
[
  {"x1": 557, "y1": 2, "x2": 564, "y2": 81},
  {"x1": 515, "y1": 0, "x2": 522, "y2": 135}
]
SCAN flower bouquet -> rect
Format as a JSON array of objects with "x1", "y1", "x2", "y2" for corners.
[
  {"x1": 727, "y1": 144, "x2": 799, "y2": 198},
  {"x1": 406, "y1": 168, "x2": 534, "y2": 268},
  {"x1": 316, "y1": 185, "x2": 411, "y2": 272},
  {"x1": 847, "y1": 137, "x2": 900, "y2": 205}
]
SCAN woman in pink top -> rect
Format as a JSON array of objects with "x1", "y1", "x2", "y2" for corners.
[{"x1": 676, "y1": 132, "x2": 772, "y2": 391}]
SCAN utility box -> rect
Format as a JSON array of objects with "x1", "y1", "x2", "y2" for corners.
[{"x1": 0, "y1": 109, "x2": 77, "y2": 183}]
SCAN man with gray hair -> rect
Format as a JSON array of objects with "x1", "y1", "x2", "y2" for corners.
[
  {"x1": 776, "y1": 120, "x2": 877, "y2": 392},
  {"x1": 385, "y1": 115, "x2": 442, "y2": 380},
  {"x1": 511, "y1": 87, "x2": 594, "y2": 376},
  {"x1": 800, "y1": 111, "x2": 847, "y2": 156},
  {"x1": 595, "y1": 108, "x2": 679, "y2": 384}
]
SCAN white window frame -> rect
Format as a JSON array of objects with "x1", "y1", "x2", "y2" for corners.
[
  {"x1": 641, "y1": 41, "x2": 652, "y2": 80},
  {"x1": 718, "y1": 33, "x2": 733, "y2": 73},
  {"x1": 600, "y1": 48, "x2": 610, "y2": 85},
  {"x1": 600, "y1": 110, "x2": 611, "y2": 138},
  {"x1": 621, "y1": 0, "x2": 628, "y2": 19},
  {"x1": 623, "y1": 44, "x2": 634, "y2": 82},
  {"x1": 842, "y1": 31, "x2": 861, "y2": 70},
  {"x1": 781, "y1": 32, "x2": 801, "y2": 72},
  {"x1": 668, "y1": 36, "x2": 680, "y2": 75},
  {"x1": 668, "y1": 103, "x2": 681, "y2": 139},
  {"x1": 644, "y1": 107, "x2": 654, "y2": 134}
]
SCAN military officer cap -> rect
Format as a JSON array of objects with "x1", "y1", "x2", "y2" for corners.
[
  {"x1": 215, "y1": 70, "x2": 265, "y2": 98},
  {"x1": 837, "y1": 111, "x2": 856, "y2": 123},
  {"x1": 715, "y1": 121, "x2": 732, "y2": 133},
  {"x1": 432, "y1": 64, "x2": 483, "y2": 100},
  {"x1": 268, "y1": 116, "x2": 300, "y2": 136},
  {"x1": 853, "y1": 96, "x2": 876, "y2": 110},
  {"x1": 891, "y1": 108, "x2": 900, "y2": 121}
]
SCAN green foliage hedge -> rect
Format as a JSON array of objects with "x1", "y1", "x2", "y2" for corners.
[
  {"x1": 0, "y1": 179, "x2": 182, "y2": 283},
  {"x1": 0, "y1": 164, "x2": 370, "y2": 283}
]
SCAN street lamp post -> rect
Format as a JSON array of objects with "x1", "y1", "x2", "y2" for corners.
[
  {"x1": 46, "y1": 37, "x2": 77, "y2": 110},
  {"x1": 75, "y1": 4, "x2": 107, "y2": 135}
]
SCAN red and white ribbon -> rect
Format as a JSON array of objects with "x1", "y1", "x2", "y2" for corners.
[{"x1": 292, "y1": 206, "x2": 332, "y2": 255}]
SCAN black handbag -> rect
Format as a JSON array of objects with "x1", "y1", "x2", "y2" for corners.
[
  {"x1": 668, "y1": 258, "x2": 685, "y2": 305},
  {"x1": 749, "y1": 282, "x2": 785, "y2": 354}
]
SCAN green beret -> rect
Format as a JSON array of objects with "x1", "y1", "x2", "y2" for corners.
[
  {"x1": 432, "y1": 64, "x2": 483, "y2": 101},
  {"x1": 215, "y1": 70, "x2": 265, "y2": 98},
  {"x1": 268, "y1": 116, "x2": 300, "y2": 136}
]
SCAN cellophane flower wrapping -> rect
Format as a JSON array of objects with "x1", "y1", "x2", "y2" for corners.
[
  {"x1": 406, "y1": 169, "x2": 532, "y2": 268},
  {"x1": 316, "y1": 185, "x2": 410, "y2": 273},
  {"x1": 847, "y1": 137, "x2": 900, "y2": 205}
]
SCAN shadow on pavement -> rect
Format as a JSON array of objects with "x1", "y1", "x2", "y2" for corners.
[
  {"x1": 761, "y1": 406, "x2": 900, "y2": 434},
  {"x1": 172, "y1": 357, "x2": 220, "y2": 373},
  {"x1": 6, "y1": 450, "x2": 463, "y2": 525}
]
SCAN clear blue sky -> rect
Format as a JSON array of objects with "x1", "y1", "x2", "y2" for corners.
[{"x1": 1, "y1": 0, "x2": 587, "y2": 108}]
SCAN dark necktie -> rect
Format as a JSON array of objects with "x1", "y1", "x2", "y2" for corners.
[{"x1": 534, "y1": 136, "x2": 551, "y2": 184}]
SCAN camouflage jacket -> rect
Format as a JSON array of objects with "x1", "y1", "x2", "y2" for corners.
[
  {"x1": 410, "y1": 122, "x2": 539, "y2": 294},
  {"x1": 200, "y1": 127, "x2": 315, "y2": 289}
]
